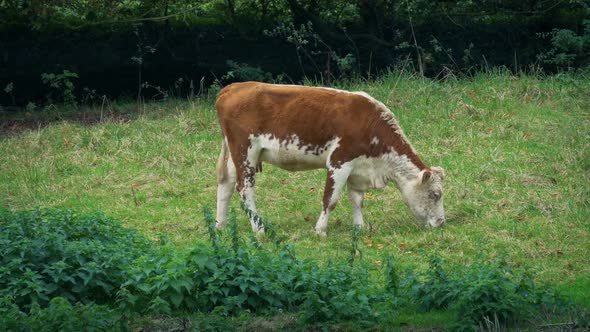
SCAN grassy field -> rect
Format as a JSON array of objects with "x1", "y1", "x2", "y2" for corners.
[{"x1": 1, "y1": 71, "x2": 589, "y2": 326}]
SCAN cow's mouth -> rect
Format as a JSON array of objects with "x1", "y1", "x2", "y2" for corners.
[{"x1": 427, "y1": 217, "x2": 445, "y2": 227}]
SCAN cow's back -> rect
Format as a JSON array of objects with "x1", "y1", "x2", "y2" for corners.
[{"x1": 215, "y1": 82, "x2": 380, "y2": 148}]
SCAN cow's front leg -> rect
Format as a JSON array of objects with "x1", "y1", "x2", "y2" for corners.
[
  {"x1": 347, "y1": 184, "x2": 364, "y2": 227},
  {"x1": 315, "y1": 166, "x2": 352, "y2": 236}
]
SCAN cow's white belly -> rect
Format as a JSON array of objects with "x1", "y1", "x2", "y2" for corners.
[
  {"x1": 253, "y1": 134, "x2": 339, "y2": 171},
  {"x1": 260, "y1": 148, "x2": 326, "y2": 171}
]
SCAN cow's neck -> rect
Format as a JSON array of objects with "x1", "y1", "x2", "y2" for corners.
[
  {"x1": 373, "y1": 105, "x2": 428, "y2": 173},
  {"x1": 381, "y1": 150, "x2": 423, "y2": 185},
  {"x1": 375, "y1": 118, "x2": 428, "y2": 188}
]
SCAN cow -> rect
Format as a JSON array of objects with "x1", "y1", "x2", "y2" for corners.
[{"x1": 215, "y1": 82, "x2": 445, "y2": 236}]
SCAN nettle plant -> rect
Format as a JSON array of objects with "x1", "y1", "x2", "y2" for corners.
[
  {"x1": 0, "y1": 208, "x2": 152, "y2": 311},
  {"x1": 401, "y1": 257, "x2": 568, "y2": 330},
  {"x1": 0, "y1": 297, "x2": 121, "y2": 331},
  {"x1": 118, "y1": 207, "x2": 384, "y2": 325},
  {"x1": 0, "y1": 207, "x2": 572, "y2": 330}
]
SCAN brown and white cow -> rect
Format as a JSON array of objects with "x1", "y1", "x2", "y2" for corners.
[{"x1": 215, "y1": 82, "x2": 445, "y2": 236}]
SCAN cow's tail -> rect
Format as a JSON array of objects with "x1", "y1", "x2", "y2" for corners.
[{"x1": 217, "y1": 138, "x2": 229, "y2": 184}]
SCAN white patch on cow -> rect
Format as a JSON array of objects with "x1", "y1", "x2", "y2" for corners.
[
  {"x1": 382, "y1": 152, "x2": 422, "y2": 182},
  {"x1": 250, "y1": 133, "x2": 341, "y2": 172},
  {"x1": 235, "y1": 141, "x2": 264, "y2": 233},
  {"x1": 239, "y1": 179, "x2": 262, "y2": 233},
  {"x1": 327, "y1": 162, "x2": 353, "y2": 203},
  {"x1": 313, "y1": 161, "x2": 353, "y2": 236},
  {"x1": 371, "y1": 136, "x2": 379, "y2": 145},
  {"x1": 348, "y1": 156, "x2": 392, "y2": 190},
  {"x1": 346, "y1": 150, "x2": 420, "y2": 192}
]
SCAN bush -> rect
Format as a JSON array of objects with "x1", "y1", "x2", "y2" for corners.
[
  {"x1": 0, "y1": 208, "x2": 153, "y2": 310},
  {"x1": 403, "y1": 257, "x2": 460, "y2": 311},
  {"x1": 453, "y1": 260, "x2": 537, "y2": 330},
  {"x1": 402, "y1": 257, "x2": 565, "y2": 331},
  {"x1": 0, "y1": 296, "x2": 123, "y2": 332},
  {"x1": 221, "y1": 60, "x2": 275, "y2": 83},
  {"x1": 118, "y1": 208, "x2": 385, "y2": 325},
  {"x1": 0, "y1": 207, "x2": 573, "y2": 330},
  {"x1": 40, "y1": 70, "x2": 79, "y2": 105},
  {"x1": 538, "y1": 20, "x2": 590, "y2": 69}
]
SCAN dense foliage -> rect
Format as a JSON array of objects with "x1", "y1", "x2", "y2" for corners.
[
  {"x1": 1, "y1": 0, "x2": 588, "y2": 106},
  {"x1": 0, "y1": 208, "x2": 153, "y2": 310},
  {"x1": 0, "y1": 297, "x2": 121, "y2": 332},
  {"x1": 0, "y1": 207, "x2": 582, "y2": 330},
  {"x1": 402, "y1": 257, "x2": 569, "y2": 331},
  {"x1": 119, "y1": 208, "x2": 384, "y2": 325}
]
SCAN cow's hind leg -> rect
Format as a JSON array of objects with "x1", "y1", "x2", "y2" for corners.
[
  {"x1": 315, "y1": 165, "x2": 352, "y2": 236},
  {"x1": 215, "y1": 145, "x2": 237, "y2": 229},
  {"x1": 234, "y1": 144, "x2": 264, "y2": 234}
]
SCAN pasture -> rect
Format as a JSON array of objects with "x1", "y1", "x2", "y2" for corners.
[{"x1": 1, "y1": 71, "x2": 589, "y2": 329}]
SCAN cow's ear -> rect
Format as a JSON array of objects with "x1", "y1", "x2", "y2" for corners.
[
  {"x1": 432, "y1": 166, "x2": 445, "y2": 180},
  {"x1": 422, "y1": 170, "x2": 432, "y2": 184}
]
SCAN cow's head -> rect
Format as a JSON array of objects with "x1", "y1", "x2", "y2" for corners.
[{"x1": 400, "y1": 166, "x2": 445, "y2": 227}]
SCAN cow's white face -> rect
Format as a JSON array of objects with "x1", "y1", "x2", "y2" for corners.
[{"x1": 401, "y1": 166, "x2": 445, "y2": 227}]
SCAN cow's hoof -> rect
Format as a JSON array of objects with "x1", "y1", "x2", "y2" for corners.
[
  {"x1": 251, "y1": 225, "x2": 265, "y2": 236},
  {"x1": 215, "y1": 221, "x2": 227, "y2": 230},
  {"x1": 315, "y1": 229, "x2": 327, "y2": 237}
]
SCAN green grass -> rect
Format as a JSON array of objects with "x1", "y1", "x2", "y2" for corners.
[{"x1": 1, "y1": 70, "x2": 589, "y2": 327}]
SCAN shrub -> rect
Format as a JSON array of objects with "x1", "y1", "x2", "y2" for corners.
[
  {"x1": 403, "y1": 257, "x2": 460, "y2": 311},
  {"x1": 538, "y1": 20, "x2": 590, "y2": 69},
  {"x1": 40, "y1": 70, "x2": 79, "y2": 105},
  {"x1": 0, "y1": 208, "x2": 153, "y2": 310},
  {"x1": 0, "y1": 206, "x2": 572, "y2": 330},
  {"x1": 0, "y1": 296, "x2": 122, "y2": 332},
  {"x1": 221, "y1": 60, "x2": 274, "y2": 83},
  {"x1": 452, "y1": 260, "x2": 537, "y2": 331},
  {"x1": 402, "y1": 257, "x2": 565, "y2": 331},
  {"x1": 118, "y1": 208, "x2": 386, "y2": 325}
]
